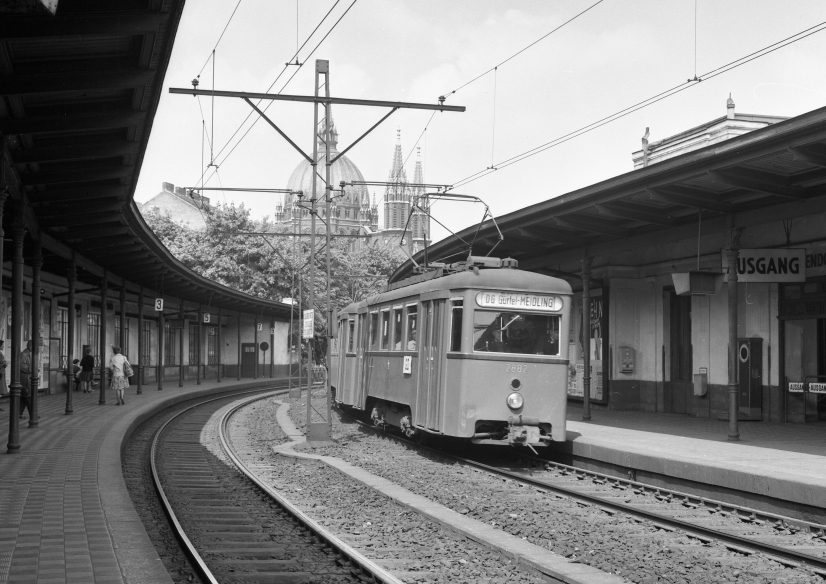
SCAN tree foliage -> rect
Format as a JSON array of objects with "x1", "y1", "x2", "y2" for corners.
[{"x1": 142, "y1": 203, "x2": 404, "y2": 363}]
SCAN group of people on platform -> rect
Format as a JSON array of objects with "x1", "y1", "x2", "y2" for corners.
[{"x1": 0, "y1": 342, "x2": 133, "y2": 416}]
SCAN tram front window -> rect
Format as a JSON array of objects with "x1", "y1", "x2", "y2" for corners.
[{"x1": 473, "y1": 311, "x2": 560, "y2": 356}]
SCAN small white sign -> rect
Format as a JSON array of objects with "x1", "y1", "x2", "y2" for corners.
[
  {"x1": 475, "y1": 291, "x2": 563, "y2": 312},
  {"x1": 302, "y1": 309, "x2": 314, "y2": 339},
  {"x1": 270, "y1": 327, "x2": 275, "y2": 335},
  {"x1": 789, "y1": 382, "x2": 805, "y2": 393},
  {"x1": 154, "y1": 298, "x2": 164, "y2": 311},
  {"x1": 403, "y1": 355, "x2": 412, "y2": 375},
  {"x1": 256, "y1": 323, "x2": 262, "y2": 331},
  {"x1": 203, "y1": 313, "x2": 210, "y2": 323},
  {"x1": 810, "y1": 383, "x2": 826, "y2": 394},
  {"x1": 723, "y1": 248, "x2": 806, "y2": 283}
]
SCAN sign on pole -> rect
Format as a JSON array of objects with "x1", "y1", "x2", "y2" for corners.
[
  {"x1": 203, "y1": 313, "x2": 211, "y2": 323},
  {"x1": 256, "y1": 323, "x2": 262, "y2": 331},
  {"x1": 722, "y1": 248, "x2": 806, "y2": 283},
  {"x1": 270, "y1": 327, "x2": 275, "y2": 335},
  {"x1": 302, "y1": 309, "x2": 314, "y2": 339},
  {"x1": 154, "y1": 298, "x2": 164, "y2": 311}
]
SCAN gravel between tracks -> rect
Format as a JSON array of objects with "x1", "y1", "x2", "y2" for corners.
[
  {"x1": 274, "y1": 390, "x2": 824, "y2": 584},
  {"x1": 221, "y1": 393, "x2": 551, "y2": 584}
]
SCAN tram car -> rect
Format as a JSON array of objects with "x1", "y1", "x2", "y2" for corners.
[{"x1": 330, "y1": 257, "x2": 572, "y2": 449}]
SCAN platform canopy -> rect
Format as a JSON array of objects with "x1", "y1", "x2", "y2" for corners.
[
  {"x1": 390, "y1": 105, "x2": 826, "y2": 283},
  {"x1": 0, "y1": 0, "x2": 292, "y2": 319}
]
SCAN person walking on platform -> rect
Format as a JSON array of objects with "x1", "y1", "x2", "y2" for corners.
[
  {"x1": 79, "y1": 347, "x2": 95, "y2": 393},
  {"x1": 19, "y1": 340, "x2": 33, "y2": 421},
  {"x1": 0, "y1": 340, "x2": 7, "y2": 411},
  {"x1": 109, "y1": 346, "x2": 129, "y2": 406}
]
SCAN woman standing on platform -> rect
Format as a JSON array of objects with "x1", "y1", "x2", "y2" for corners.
[
  {"x1": 79, "y1": 347, "x2": 95, "y2": 393},
  {"x1": 109, "y1": 346, "x2": 128, "y2": 406}
]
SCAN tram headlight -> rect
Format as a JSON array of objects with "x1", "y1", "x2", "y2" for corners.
[{"x1": 506, "y1": 392, "x2": 524, "y2": 410}]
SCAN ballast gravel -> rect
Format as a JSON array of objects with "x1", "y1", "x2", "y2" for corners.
[
  {"x1": 271, "y1": 390, "x2": 824, "y2": 584},
  {"x1": 225, "y1": 394, "x2": 550, "y2": 584}
]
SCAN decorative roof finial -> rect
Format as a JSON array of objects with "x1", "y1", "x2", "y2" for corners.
[
  {"x1": 396, "y1": 127, "x2": 401, "y2": 143},
  {"x1": 726, "y1": 93, "x2": 735, "y2": 119}
]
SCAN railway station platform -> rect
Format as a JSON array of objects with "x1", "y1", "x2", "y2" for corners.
[
  {"x1": 560, "y1": 406, "x2": 826, "y2": 522},
  {"x1": 0, "y1": 378, "x2": 289, "y2": 584}
]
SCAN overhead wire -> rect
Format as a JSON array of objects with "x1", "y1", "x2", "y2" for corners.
[
  {"x1": 196, "y1": 0, "x2": 244, "y2": 78},
  {"x1": 441, "y1": 0, "x2": 606, "y2": 101},
  {"x1": 450, "y1": 19, "x2": 826, "y2": 190}
]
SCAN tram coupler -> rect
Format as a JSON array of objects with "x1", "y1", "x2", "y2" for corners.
[{"x1": 508, "y1": 415, "x2": 543, "y2": 451}]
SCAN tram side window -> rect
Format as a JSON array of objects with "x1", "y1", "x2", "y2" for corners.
[
  {"x1": 473, "y1": 311, "x2": 560, "y2": 356},
  {"x1": 380, "y1": 310, "x2": 391, "y2": 350},
  {"x1": 369, "y1": 311, "x2": 380, "y2": 350},
  {"x1": 392, "y1": 307, "x2": 403, "y2": 350},
  {"x1": 449, "y1": 299, "x2": 463, "y2": 352},
  {"x1": 406, "y1": 305, "x2": 418, "y2": 351},
  {"x1": 347, "y1": 319, "x2": 356, "y2": 353}
]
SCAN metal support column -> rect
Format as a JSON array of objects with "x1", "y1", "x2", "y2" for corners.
[
  {"x1": 196, "y1": 307, "x2": 202, "y2": 385},
  {"x1": 7, "y1": 214, "x2": 25, "y2": 453},
  {"x1": 158, "y1": 303, "x2": 164, "y2": 391},
  {"x1": 99, "y1": 273, "x2": 107, "y2": 405},
  {"x1": 254, "y1": 314, "x2": 259, "y2": 380},
  {"x1": 582, "y1": 257, "x2": 592, "y2": 421},
  {"x1": 178, "y1": 302, "x2": 184, "y2": 387},
  {"x1": 119, "y1": 286, "x2": 126, "y2": 351},
  {"x1": 65, "y1": 257, "x2": 76, "y2": 414},
  {"x1": 726, "y1": 246, "x2": 740, "y2": 440},
  {"x1": 137, "y1": 289, "x2": 144, "y2": 394},
  {"x1": 29, "y1": 240, "x2": 42, "y2": 427},
  {"x1": 216, "y1": 308, "x2": 222, "y2": 383},
  {"x1": 237, "y1": 313, "x2": 241, "y2": 380},
  {"x1": 270, "y1": 317, "x2": 275, "y2": 378}
]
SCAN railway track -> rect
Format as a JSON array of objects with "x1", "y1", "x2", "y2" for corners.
[
  {"x1": 342, "y1": 408, "x2": 826, "y2": 580},
  {"x1": 150, "y1": 388, "x2": 403, "y2": 584}
]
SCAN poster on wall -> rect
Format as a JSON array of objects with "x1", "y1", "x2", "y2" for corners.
[{"x1": 567, "y1": 288, "x2": 607, "y2": 403}]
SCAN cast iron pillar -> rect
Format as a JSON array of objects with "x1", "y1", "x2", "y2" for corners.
[
  {"x1": 581, "y1": 257, "x2": 592, "y2": 421},
  {"x1": 137, "y1": 289, "x2": 144, "y2": 394},
  {"x1": 119, "y1": 286, "x2": 126, "y2": 351},
  {"x1": 99, "y1": 273, "x2": 107, "y2": 405},
  {"x1": 270, "y1": 317, "x2": 275, "y2": 378},
  {"x1": 254, "y1": 313, "x2": 259, "y2": 380},
  {"x1": 7, "y1": 215, "x2": 25, "y2": 453},
  {"x1": 29, "y1": 240, "x2": 42, "y2": 427},
  {"x1": 65, "y1": 257, "x2": 76, "y2": 414},
  {"x1": 726, "y1": 246, "x2": 741, "y2": 441},
  {"x1": 158, "y1": 303, "x2": 165, "y2": 391},
  {"x1": 196, "y1": 307, "x2": 202, "y2": 385},
  {"x1": 237, "y1": 313, "x2": 241, "y2": 380},
  {"x1": 216, "y1": 308, "x2": 222, "y2": 383}
]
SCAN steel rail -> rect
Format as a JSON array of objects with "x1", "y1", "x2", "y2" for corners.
[
  {"x1": 219, "y1": 393, "x2": 406, "y2": 584},
  {"x1": 342, "y1": 411, "x2": 826, "y2": 576},
  {"x1": 149, "y1": 384, "x2": 291, "y2": 584}
]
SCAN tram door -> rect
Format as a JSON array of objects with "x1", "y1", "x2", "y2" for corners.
[
  {"x1": 355, "y1": 313, "x2": 368, "y2": 408},
  {"x1": 416, "y1": 300, "x2": 444, "y2": 430}
]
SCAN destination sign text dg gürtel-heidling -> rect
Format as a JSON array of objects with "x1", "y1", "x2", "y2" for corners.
[{"x1": 476, "y1": 292, "x2": 563, "y2": 312}]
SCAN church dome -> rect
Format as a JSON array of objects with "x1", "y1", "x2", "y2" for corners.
[{"x1": 285, "y1": 120, "x2": 369, "y2": 206}]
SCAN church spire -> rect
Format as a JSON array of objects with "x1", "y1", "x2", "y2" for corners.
[{"x1": 317, "y1": 108, "x2": 339, "y2": 151}]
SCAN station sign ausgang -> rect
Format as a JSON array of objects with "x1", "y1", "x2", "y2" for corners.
[
  {"x1": 722, "y1": 248, "x2": 806, "y2": 283},
  {"x1": 475, "y1": 292, "x2": 563, "y2": 312}
]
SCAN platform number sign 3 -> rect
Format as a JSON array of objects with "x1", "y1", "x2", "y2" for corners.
[{"x1": 154, "y1": 298, "x2": 163, "y2": 312}]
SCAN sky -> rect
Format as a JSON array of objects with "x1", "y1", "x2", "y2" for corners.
[{"x1": 135, "y1": 0, "x2": 826, "y2": 242}]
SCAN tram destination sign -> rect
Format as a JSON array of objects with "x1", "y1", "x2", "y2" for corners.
[
  {"x1": 475, "y1": 292, "x2": 563, "y2": 312},
  {"x1": 722, "y1": 248, "x2": 806, "y2": 283}
]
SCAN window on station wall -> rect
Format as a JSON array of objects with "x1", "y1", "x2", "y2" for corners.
[
  {"x1": 114, "y1": 318, "x2": 130, "y2": 358},
  {"x1": 87, "y1": 313, "x2": 100, "y2": 367},
  {"x1": 392, "y1": 307, "x2": 403, "y2": 350},
  {"x1": 189, "y1": 325, "x2": 199, "y2": 365},
  {"x1": 449, "y1": 299, "x2": 463, "y2": 352},
  {"x1": 369, "y1": 311, "x2": 379, "y2": 350},
  {"x1": 164, "y1": 322, "x2": 177, "y2": 365},
  {"x1": 347, "y1": 319, "x2": 356, "y2": 353},
  {"x1": 380, "y1": 310, "x2": 390, "y2": 350},
  {"x1": 57, "y1": 307, "x2": 68, "y2": 370},
  {"x1": 141, "y1": 321, "x2": 152, "y2": 366},
  {"x1": 207, "y1": 327, "x2": 219, "y2": 365},
  {"x1": 406, "y1": 304, "x2": 418, "y2": 351}
]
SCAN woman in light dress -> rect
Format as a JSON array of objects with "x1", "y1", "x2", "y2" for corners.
[{"x1": 108, "y1": 346, "x2": 129, "y2": 405}]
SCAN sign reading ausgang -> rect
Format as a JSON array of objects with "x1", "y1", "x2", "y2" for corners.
[
  {"x1": 475, "y1": 292, "x2": 563, "y2": 312},
  {"x1": 722, "y1": 248, "x2": 805, "y2": 283}
]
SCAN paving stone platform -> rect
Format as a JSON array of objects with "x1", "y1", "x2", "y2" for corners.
[
  {"x1": 562, "y1": 405, "x2": 826, "y2": 517},
  {"x1": 0, "y1": 377, "x2": 289, "y2": 584}
]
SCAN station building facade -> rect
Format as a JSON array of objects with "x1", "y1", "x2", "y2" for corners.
[{"x1": 391, "y1": 98, "x2": 826, "y2": 430}]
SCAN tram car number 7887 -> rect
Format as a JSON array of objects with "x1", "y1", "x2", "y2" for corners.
[{"x1": 330, "y1": 257, "x2": 572, "y2": 450}]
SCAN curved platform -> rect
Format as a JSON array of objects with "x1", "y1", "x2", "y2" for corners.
[
  {"x1": 0, "y1": 378, "x2": 287, "y2": 584},
  {"x1": 560, "y1": 406, "x2": 826, "y2": 522}
]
